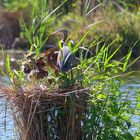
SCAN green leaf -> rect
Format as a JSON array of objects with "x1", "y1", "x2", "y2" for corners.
[
  {"x1": 6, "y1": 54, "x2": 11, "y2": 73},
  {"x1": 137, "y1": 103, "x2": 140, "y2": 109}
]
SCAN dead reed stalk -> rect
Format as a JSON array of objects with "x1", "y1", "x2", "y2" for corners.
[{"x1": 0, "y1": 84, "x2": 89, "y2": 140}]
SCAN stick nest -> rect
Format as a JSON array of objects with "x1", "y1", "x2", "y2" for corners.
[{"x1": 0, "y1": 84, "x2": 89, "y2": 140}]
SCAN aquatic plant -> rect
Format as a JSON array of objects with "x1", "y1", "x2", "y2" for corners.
[
  {"x1": 0, "y1": 32, "x2": 138, "y2": 140},
  {"x1": 0, "y1": 0, "x2": 140, "y2": 140}
]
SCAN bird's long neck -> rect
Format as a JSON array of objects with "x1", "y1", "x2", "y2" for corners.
[{"x1": 62, "y1": 31, "x2": 68, "y2": 43}]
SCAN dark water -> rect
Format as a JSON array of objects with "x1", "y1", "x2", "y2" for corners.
[{"x1": 0, "y1": 51, "x2": 140, "y2": 139}]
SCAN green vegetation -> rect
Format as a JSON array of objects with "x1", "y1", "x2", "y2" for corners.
[{"x1": 0, "y1": 0, "x2": 140, "y2": 140}]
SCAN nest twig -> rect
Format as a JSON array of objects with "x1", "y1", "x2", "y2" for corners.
[{"x1": 0, "y1": 84, "x2": 89, "y2": 140}]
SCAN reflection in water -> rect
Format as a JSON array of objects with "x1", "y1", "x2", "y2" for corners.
[
  {"x1": 0, "y1": 51, "x2": 139, "y2": 139},
  {"x1": 0, "y1": 98, "x2": 15, "y2": 140}
]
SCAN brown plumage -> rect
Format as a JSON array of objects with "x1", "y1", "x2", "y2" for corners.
[
  {"x1": 27, "y1": 69, "x2": 48, "y2": 81},
  {"x1": 43, "y1": 48, "x2": 59, "y2": 72},
  {"x1": 22, "y1": 48, "x2": 60, "y2": 81}
]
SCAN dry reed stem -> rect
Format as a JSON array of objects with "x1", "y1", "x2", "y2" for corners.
[{"x1": 0, "y1": 84, "x2": 89, "y2": 140}]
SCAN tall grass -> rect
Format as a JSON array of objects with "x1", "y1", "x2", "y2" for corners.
[
  {"x1": 1, "y1": 31, "x2": 138, "y2": 139},
  {"x1": 0, "y1": 0, "x2": 140, "y2": 140}
]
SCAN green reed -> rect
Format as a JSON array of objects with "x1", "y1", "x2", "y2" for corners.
[{"x1": 1, "y1": 0, "x2": 140, "y2": 139}]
